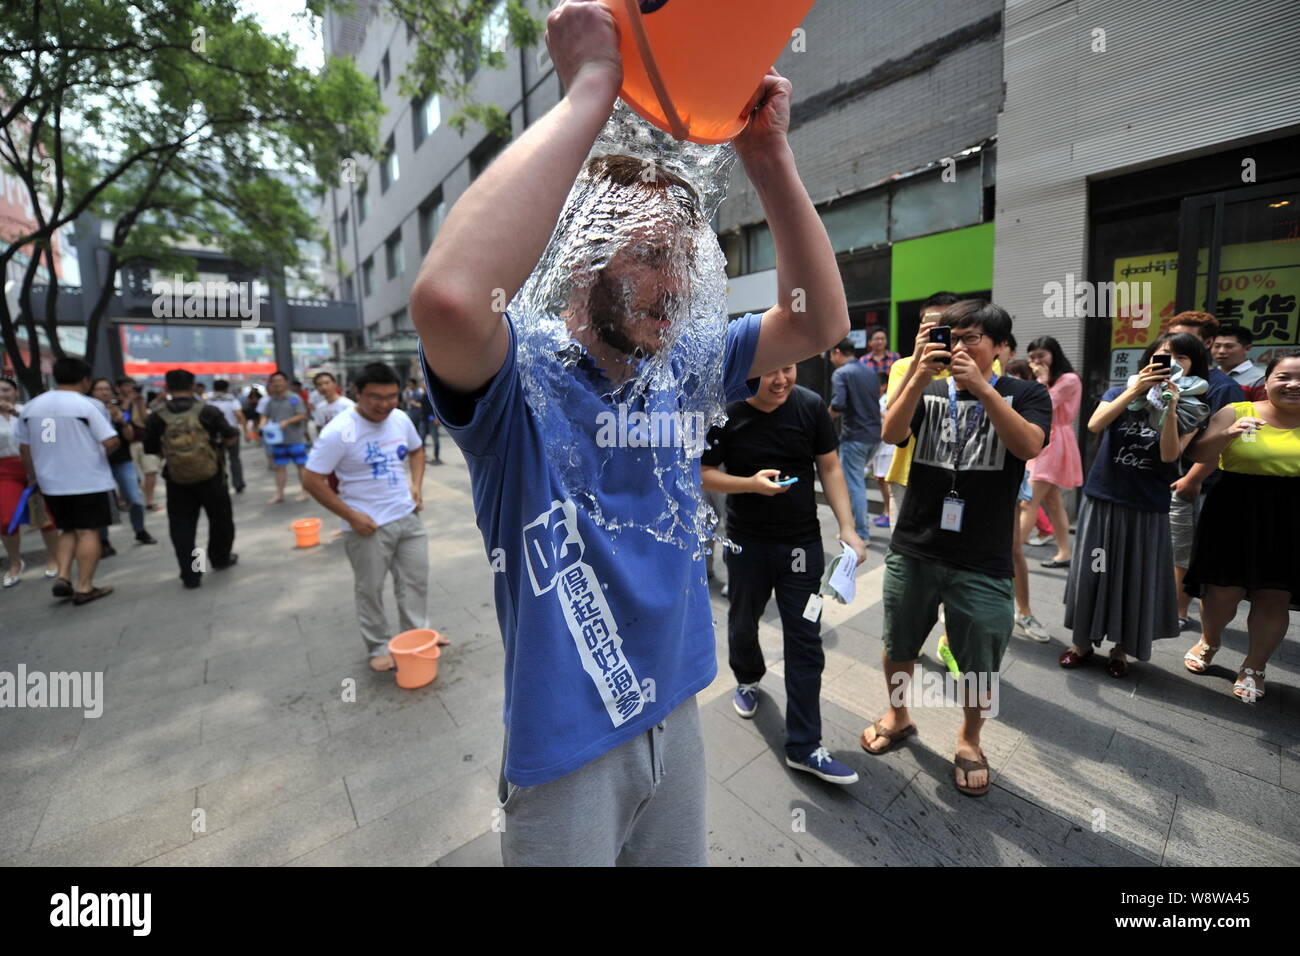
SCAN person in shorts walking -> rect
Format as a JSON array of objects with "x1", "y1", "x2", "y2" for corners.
[{"x1": 257, "y1": 370, "x2": 311, "y2": 503}]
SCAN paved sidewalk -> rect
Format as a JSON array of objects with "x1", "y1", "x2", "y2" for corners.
[{"x1": 2, "y1": 441, "x2": 1298, "y2": 866}]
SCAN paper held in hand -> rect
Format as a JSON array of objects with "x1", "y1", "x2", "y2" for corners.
[{"x1": 820, "y1": 540, "x2": 858, "y2": 605}]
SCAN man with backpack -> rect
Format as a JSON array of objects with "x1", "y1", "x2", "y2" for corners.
[{"x1": 142, "y1": 368, "x2": 241, "y2": 588}]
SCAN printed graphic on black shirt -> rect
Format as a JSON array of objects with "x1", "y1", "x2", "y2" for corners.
[{"x1": 911, "y1": 392, "x2": 1012, "y2": 472}]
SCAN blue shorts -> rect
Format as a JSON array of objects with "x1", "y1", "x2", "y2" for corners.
[
  {"x1": 1017, "y1": 472, "x2": 1033, "y2": 503},
  {"x1": 271, "y1": 442, "x2": 308, "y2": 467}
]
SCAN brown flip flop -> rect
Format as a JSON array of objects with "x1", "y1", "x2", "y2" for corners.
[
  {"x1": 72, "y1": 585, "x2": 114, "y2": 606},
  {"x1": 860, "y1": 719, "x2": 917, "y2": 755},
  {"x1": 954, "y1": 749, "x2": 990, "y2": 797}
]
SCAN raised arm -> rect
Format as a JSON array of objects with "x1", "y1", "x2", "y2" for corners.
[
  {"x1": 740, "y1": 72, "x2": 849, "y2": 377},
  {"x1": 409, "y1": 1, "x2": 622, "y2": 395}
]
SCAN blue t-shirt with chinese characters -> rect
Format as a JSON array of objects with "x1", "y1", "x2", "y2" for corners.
[{"x1": 422, "y1": 312, "x2": 762, "y2": 786}]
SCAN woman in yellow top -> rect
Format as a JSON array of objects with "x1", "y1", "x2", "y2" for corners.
[{"x1": 1182, "y1": 354, "x2": 1300, "y2": 702}]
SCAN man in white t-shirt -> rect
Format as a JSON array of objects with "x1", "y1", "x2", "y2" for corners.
[
  {"x1": 303, "y1": 362, "x2": 437, "y2": 672},
  {"x1": 14, "y1": 357, "x2": 120, "y2": 604},
  {"x1": 207, "y1": 379, "x2": 247, "y2": 493},
  {"x1": 311, "y1": 371, "x2": 354, "y2": 428}
]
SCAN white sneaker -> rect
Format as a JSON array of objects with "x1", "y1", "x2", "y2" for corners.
[
  {"x1": 2, "y1": 559, "x2": 25, "y2": 587},
  {"x1": 1015, "y1": 614, "x2": 1051, "y2": 642},
  {"x1": 1027, "y1": 532, "x2": 1053, "y2": 547}
]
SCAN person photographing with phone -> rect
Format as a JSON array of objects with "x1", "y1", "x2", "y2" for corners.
[
  {"x1": 861, "y1": 300, "x2": 1051, "y2": 797},
  {"x1": 701, "y1": 365, "x2": 867, "y2": 785},
  {"x1": 1059, "y1": 333, "x2": 1210, "y2": 678}
]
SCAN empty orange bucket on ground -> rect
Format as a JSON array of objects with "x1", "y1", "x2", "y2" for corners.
[
  {"x1": 389, "y1": 629, "x2": 443, "y2": 689},
  {"x1": 293, "y1": 518, "x2": 321, "y2": 547},
  {"x1": 598, "y1": 0, "x2": 817, "y2": 144}
]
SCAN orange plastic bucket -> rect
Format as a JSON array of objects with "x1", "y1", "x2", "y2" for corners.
[
  {"x1": 292, "y1": 518, "x2": 321, "y2": 548},
  {"x1": 598, "y1": 0, "x2": 817, "y2": 144},
  {"x1": 389, "y1": 629, "x2": 443, "y2": 689}
]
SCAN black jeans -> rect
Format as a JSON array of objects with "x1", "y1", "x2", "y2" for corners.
[
  {"x1": 165, "y1": 473, "x2": 235, "y2": 583},
  {"x1": 724, "y1": 535, "x2": 826, "y2": 760},
  {"x1": 225, "y1": 440, "x2": 244, "y2": 491}
]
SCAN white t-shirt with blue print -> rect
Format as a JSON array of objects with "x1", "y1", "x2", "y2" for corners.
[
  {"x1": 422, "y1": 312, "x2": 763, "y2": 786},
  {"x1": 306, "y1": 407, "x2": 420, "y2": 530}
]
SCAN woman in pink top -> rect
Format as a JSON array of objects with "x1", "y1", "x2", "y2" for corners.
[{"x1": 1019, "y1": 336, "x2": 1083, "y2": 567}]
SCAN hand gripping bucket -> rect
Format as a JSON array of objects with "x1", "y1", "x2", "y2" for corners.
[
  {"x1": 388, "y1": 629, "x2": 444, "y2": 689},
  {"x1": 598, "y1": 0, "x2": 817, "y2": 144},
  {"x1": 292, "y1": 518, "x2": 321, "y2": 548}
]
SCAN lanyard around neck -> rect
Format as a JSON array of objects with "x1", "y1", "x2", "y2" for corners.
[{"x1": 946, "y1": 374, "x2": 999, "y2": 487}]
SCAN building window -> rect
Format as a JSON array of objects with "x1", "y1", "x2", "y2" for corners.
[
  {"x1": 419, "y1": 192, "x2": 445, "y2": 252},
  {"x1": 413, "y1": 92, "x2": 441, "y2": 146},
  {"x1": 385, "y1": 229, "x2": 404, "y2": 279},
  {"x1": 470, "y1": 135, "x2": 508, "y2": 180},
  {"x1": 820, "y1": 192, "x2": 888, "y2": 253},
  {"x1": 381, "y1": 51, "x2": 391, "y2": 87},
  {"x1": 362, "y1": 256, "x2": 374, "y2": 297},
  {"x1": 393, "y1": 306, "x2": 412, "y2": 334},
  {"x1": 380, "y1": 135, "x2": 399, "y2": 193},
  {"x1": 340, "y1": 274, "x2": 354, "y2": 302},
  {"x1": 356, "y1": 177, "x2": 369, "y2": 224},
  {"x1": 338, "y1": 210, "x2": 349, "y2": 248},
  {"x1": 889, "y1": 165, "x2": 981, "y2": 242},
  {"x1": 721, "y1": 232, "x2": 742, "y2": 278},
  {"x1": 373, "y1": 71, "x2": 381, "y2": 96},
  {"x1": 746, "y1": 224, "x2": 776, "y2": 274}
]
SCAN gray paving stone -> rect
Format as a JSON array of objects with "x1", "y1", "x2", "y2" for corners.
[
  {"x1": 1164, "y1": 797, "x2": 1300, "y2": 867},
  {"x1": 289, "y1": 769, "x2": 497, "y2": 866},
  {"x1": 145, "y1": 777, "x2": 356, "y2": 866},
  {"x1": 706, "y1": 779, "x2": 822, "y2": 866},
  {"x1": 435, "y1": 829, "x2": 501, "y2": 866},
  {"x1": 17, "y1": 790, "x2": 195, "y2": 867},
  {"x1": 0, "y1": 797, "x2": 48, "y2": 863}
]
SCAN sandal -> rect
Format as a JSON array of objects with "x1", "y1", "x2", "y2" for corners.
[
  {"x1": 1234, "y1": 667, "x2": 1265, "y2": 702},
  {"x1": 72, "y1": 585, "x2": 113, "y2": 606},
  {"x1": 954, "y1": 749, "x2": 991, "y2": 797},
  {"x1": 1106, "y1": 653, "x2": 1129, "y2": 678},
  {"x1": 1183, "y1": 638, "x2": 1219, "y2": 674},
  {"x1": 1058, "y1": 647, "x2": 1093, "y2": 669},
  {"x1": 51, "y1": 577, "x2": 73, "y2": 598},
  {"x1": 860, "y1": 719, "x2": 917, "y2": 755}
]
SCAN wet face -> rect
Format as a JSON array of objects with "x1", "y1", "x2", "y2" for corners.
[
  {"x1": 586, "y1": 219, "x2": 691, "y2": 360},
  {"x1": 1153, "y1": 342, "x2": 1192, "y2": 375},
  {"x1": 756, "y1": 365, "x2": 797, "y2": 406},
  {"x1": 92, "y1": 380, "x2": 115, "y2": 404},
  {"x1": 357, "y1": 383, "x2": 400, "y2": 423},
  {"x1": 1265, "y1": 357, "x2": 1300, "y2": 409},
  {"x1": 1212, "y1": 335, "x2": 1249, "y2": 370}
]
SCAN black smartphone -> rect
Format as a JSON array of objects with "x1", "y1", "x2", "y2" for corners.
[
  {"x1": 1153, "y1": 354, "x2": 1173, "y2": 373},
  {"x1": 928, "y1": 325, "x2": 952, "y2": 364}
]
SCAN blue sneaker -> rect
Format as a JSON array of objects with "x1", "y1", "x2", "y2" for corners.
[
  {"x1": 786, "y1": 746, "x2": 860, "y2": 785},
  {"x1": 733, "y1": 683, "x2": 759, "y2": 718}
]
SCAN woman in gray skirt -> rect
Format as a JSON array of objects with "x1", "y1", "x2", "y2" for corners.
[{"x1": 1059, "y1": 333, "x2": 1213, "y2": 676}]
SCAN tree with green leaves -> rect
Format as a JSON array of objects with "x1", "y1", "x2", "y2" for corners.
[{"x1": 0, "y1": 0, "x2": 382, "y2": 395}]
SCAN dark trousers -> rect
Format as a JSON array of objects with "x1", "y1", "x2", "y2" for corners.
[
  {"x1": 725, "y1": 536, "x2": 825, "y2": 760},
  {"x1": 225, "y1": 441, "x2": 244, "y2": 491},
  {"x1": 166, "y1": 474, "x2": 235, "y2": 583}
]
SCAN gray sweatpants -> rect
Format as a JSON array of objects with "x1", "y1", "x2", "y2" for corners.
[
  {"x1": 341, "y1": 510, "x2": 429, "y2": 657},
  {"x1": 498, "y1": 695, "x2": 707, "y2": 867}
]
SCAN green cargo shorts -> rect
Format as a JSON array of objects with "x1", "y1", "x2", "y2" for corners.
[{"x1": 882, "y1": 549, "x2": 1014, "y2": 677}]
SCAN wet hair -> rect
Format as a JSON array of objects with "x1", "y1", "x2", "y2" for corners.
[
  {"x1": 354, "y1": 363, "x2": 401, "y2": 391},
  {"x1": 53, "y1": 356, "x2": 91, "y2": 385},
  {"x1": 1264, "y1": 352, "x2": 1300, "y2": 380},
  {"x1": 943, "y1": 299, "x2": 1013, "y2": 346},
  {"x1": 921, "y1": 291, "x2": 960, "y2": 314},
  {"x1": 1216, "y1": 325, "x2": 1253, "y2": 347},
  {"x1": 1026, "y1": 335, "x2": 1076, "y2": 386},
  {"x1": 586, "y1": 154, "x2": 701, "y2": 224},
  {"x1": 832, "y1": 339, "x2": 857, "y2": 356},
  {"x1": 1004, "y1": 359, "x2": 1034, "y2": 381},
  {"x1": 1168, "y1": 310, "x2": 1219, "y2": 341},
  {"x1": 165, "y1": 368, "x2": 196, "y2": 392},
  {"x1": 1141, "y1": 332, "x2": 1210, "y2": 380}
]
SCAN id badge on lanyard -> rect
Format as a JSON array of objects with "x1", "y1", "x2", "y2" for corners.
[{"x1": 940, "y1": 375, "x2": 997, "y2": 533}]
